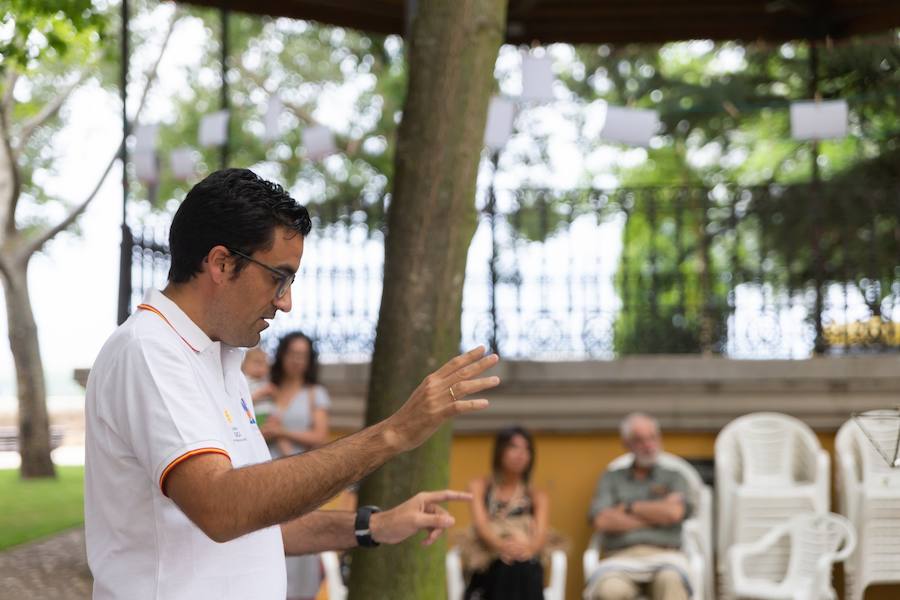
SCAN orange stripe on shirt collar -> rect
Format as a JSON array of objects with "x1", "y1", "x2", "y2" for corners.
[{"x1": 137, "y1": 303, "x2": 200, "y2": 352}]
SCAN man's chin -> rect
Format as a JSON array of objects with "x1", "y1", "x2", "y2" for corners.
[{"x1": 634, "y1": 455, "x2": 658, "y2": 468}]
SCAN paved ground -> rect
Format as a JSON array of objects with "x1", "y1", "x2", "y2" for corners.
[{"x1": 0, "y1": 527, "x2": 92, "y2": 599}]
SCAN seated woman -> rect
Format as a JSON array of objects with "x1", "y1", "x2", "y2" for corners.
[
  {"x1": 464, "y1": 426, "x2": 549, "y2": 600},
  {"x1": 260, "y1": 331, "x2": 330, "y2": 600}
]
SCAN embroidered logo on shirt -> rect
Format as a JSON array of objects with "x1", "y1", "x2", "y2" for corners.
[
  {"x1": 224, "y1": 408, "x2": 233, "y2": 424},
  {"x1": 240, "y1": 397, "x2": 257, "y2": 425}
]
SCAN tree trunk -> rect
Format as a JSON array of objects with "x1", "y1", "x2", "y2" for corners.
[
  {"x1": 348, "y1": 0, "x2": 506, "y2": 598},
  {"x1": 0, "y1": 253, "x2": 55, "y2": 478}
]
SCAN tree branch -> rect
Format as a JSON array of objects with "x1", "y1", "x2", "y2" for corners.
[
  {"x1": 0, "y1": 98, "x2": 21, "y2": 241},
  {"x1": 1, "y1": 70, "x2": 20, "y2": 123},
  {"x1": 13, "y1": 75, "x2": 85, "y2": 157},
  {"x1": 23, "y1": 12, "x2": 180, "y2": 258}
]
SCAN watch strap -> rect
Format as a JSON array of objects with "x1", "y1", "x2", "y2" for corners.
[{"x1": 355, "y1": 505, "x2": 382, "y2": 547}]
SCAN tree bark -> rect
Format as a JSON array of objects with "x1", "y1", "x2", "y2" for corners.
[
  {"x1": 0, "y1": 252, "x2": 55, "y2": 478},
  {"x1": 348, "y1": 0, "x2": 507, "y2": 598}
]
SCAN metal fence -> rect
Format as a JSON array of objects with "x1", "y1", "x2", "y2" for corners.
[{"x1": 126, "y1": 182, "x2": 900, "y2": 361}]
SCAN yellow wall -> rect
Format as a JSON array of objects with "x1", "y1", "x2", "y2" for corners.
[{"x1": 444, "y1": 431, "x2": 894, "y2": 600}]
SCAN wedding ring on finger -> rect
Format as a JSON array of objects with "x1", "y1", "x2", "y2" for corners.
[{"x1": 448, "y1": 385, "x2": 457, "y2": 401}]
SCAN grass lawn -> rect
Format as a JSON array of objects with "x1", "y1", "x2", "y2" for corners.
[{"x1": 0, "y1": 466, "x2": 84, "y2": 551}]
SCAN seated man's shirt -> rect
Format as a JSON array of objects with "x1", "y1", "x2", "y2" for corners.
[
  {"x1": 85, "y1": 289, "x2": 284, "y2": 600},
  {"x1": 588, "y1": 459, "x2": 694, "y2": 553}
]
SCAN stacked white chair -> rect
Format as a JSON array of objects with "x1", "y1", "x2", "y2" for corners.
[
  {"x1": 728, "y1": 512, "x2": 855, "y2": 600},
  {"x1": 715, "y1": 412, "x2": 830, "y2": 599},
  {"x1": 320, "y1": 551, "x2": 347, "y2": 600},
  {"x1": 582, "y1": 451, "x2": 713, "y2": 599},
  {"x1": 445, "y1": 546, "x2": 567, "y2": 600},
  {"x1": 836, "y1": 414, "x2": 900, "y2": 600}
]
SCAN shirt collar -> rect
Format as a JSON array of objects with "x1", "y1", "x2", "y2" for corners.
[{"x1": 142, "y1": 288, "x2": 215, "y2": 354}]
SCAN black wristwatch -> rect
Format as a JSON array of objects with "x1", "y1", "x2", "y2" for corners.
[{"x1": 355, "y1": 505, "x2": 382, "y2": 548}]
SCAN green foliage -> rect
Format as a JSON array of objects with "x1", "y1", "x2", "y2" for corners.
[
  {"x1": 0, "y1": 466, "x2": 84, "y2": 550},
  {"x1": 0, "y1": 0, "x2": 107, "y2": 74},
  {"x1": 146, "y1": 11, "x2": 407, "y2": 232},
  {"x1": 555, "y1": 35, "x2": 900, "y2": 354}
]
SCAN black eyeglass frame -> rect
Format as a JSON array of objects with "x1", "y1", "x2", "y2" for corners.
[{"x1": 226, "y1": 247, "x2": 295, "y2": 299}]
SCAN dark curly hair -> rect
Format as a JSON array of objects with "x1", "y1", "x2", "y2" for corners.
[
  {"x1": 270, "y1": 331, "x2": 319, "y2": 386},
  {"x1": 168, "y1": 168, "x2": 312, "y2": 283}
]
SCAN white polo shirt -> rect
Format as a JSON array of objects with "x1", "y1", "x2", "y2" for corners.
[{"x1": 84, "y1": 289, "x2": 285, "y2": 600}]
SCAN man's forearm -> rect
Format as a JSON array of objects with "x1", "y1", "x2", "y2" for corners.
[
  {"x1": 281, "y1": 510, "x2": 356, "y2": 555},
  {"x1": 593, "y1": 507, "x2": 648, "y2": 533},
  {"x1": 207, "y1": 420, "x2": 400, "y2": 541},
  {"x1": 630, "y1": 498, "x2": 684, "y2": 526}
]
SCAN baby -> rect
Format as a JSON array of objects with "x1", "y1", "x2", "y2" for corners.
[{"x1": 241, "y1": 347, "x2": 275, "y2": 425}]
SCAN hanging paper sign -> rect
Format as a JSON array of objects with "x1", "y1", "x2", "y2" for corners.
[
  {"x1": 302, "y1": 125, "x2": 337, "y2": 161},
  {"x1": 199, "y1": 110, "x2": 230, "y2": 147},
  {"x1": 484, "y1": 95, "x2": 516, "y2": 151},
  {"x1": 599, "y1": 105, "x2": 660, "y2": 147},
  {"x1": 134, "y1": 123, "x2": 158, "y2": 154},
  {"x1": 521, "y1": 53, "x2": 555, "y2": 103},
  {"x1": 263, "y1": 94, "x2": 283, "y2": 142},
  {"x1": 134, "y1": 151, "x2": 159, "y2": 184},
  {"x1": 170, "y1": 147, "x2": 198, "y2": 181},
  {"x1": 790, "y1": 100, "x2": 848, "y2": 141}
]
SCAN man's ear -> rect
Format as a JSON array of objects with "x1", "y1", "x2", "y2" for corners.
[{"x1": 206, "y1": 245, "x2": 232, "y2": 284}]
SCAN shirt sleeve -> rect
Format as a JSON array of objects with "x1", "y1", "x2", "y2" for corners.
[
  {"x1": 313, "y1": 385, "x2": 331, "y2": 409},
  {"x1": 669, "y1": 471, "x2": 694, "y2": 519},
  {"x1": 587, "y1": 470, "x2": 618, "y2": 522},
  {"x1": 108, "y1": 335, "x2": 232, "y2": 493}
]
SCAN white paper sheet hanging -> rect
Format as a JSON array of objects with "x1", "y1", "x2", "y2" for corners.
[
  {"x1": 199, "y1": 110, "x2": 230, "y2": 147},
  {"x1": 599, "y1": 105, "x2": 660, "y2": 147},
  {"x1": 302, "y1": 125, "x2": 337, "y2": 161},
  {"x1": 263, "y1": 94, "x2": 283, "y2": 142},
  {"x1": 170, "y1": 147, "x2": 198, "y2": 181},
  {"x1": 521, "y1": 53, "x2": 555, "y2": 103},
  {"x1": 484, "y1": 95, "x2": 516, "y2": 151},
  {"x1": 134, "y1": 123, "x2": 158, "y2": 154},
  {"x1": 134, "y1": 151, "x2": 159, "y2": 184},
  {"x1": 790, "y1": 100, "x2": 848, "y2": 140}
]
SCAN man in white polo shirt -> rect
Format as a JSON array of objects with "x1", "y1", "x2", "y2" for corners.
[{"x1": 84, "y1": 168, "x2": 500, "y2": 599}]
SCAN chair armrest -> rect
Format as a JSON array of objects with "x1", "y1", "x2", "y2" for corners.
[
  {"x1": 728, "y1": 521, "x2": 791, "y2": 590},
  {"x1": 446, "y1": 547, "x2": 464, "y2": 600},
  {"x1": 544, "y1": 549, "x2": 567, "y2": 600},
  {"x1": 583, "y1": 533, "x2": 601, "y2": 580}
]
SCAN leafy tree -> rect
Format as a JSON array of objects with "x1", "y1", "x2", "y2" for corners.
[
  {"x1": 556, "y1": 35, "x2": 900, "y2": 354},
  {"x1": 0, "y1": 1, "x2": 175, "y2": 477}
]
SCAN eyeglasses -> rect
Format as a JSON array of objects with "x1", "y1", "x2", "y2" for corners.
[{"x1": 226, "y1": 247, "x2": 295, "y2": 299}]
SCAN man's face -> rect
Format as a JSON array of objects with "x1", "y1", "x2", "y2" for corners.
[
  {"x1": 625, "y1": 417, "x2": 661, "y2": 468},
  {"x1": 216, "y1": 227, "x2": 304, "y2": 347}
]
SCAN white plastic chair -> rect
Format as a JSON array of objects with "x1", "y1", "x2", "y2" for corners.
[
  {"x1": 716, "y1": 413, "x2": 830, "y2": 599},
  {"x1": 445, "y1": 546, "x2": 567, "y2": 600},
  {"x1": 836, "y1": 415, "x2": 900, "y2": 600},
  {"x1": 320, "y1": 551, "x2": 347, "y2": 600},
  {"x1": 728, "y1": 512, "x2": 856, "y2": 600},
  {"x1": 582, "y1": 452, "x2": 712, "y2": 599}
]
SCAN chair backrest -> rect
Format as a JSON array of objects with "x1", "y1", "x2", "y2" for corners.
[
  {"x1": 783, "y1": 513, "x2": 856, "y2": 590},
  {"x1": 853, "y1": 412, "x2": 900, "y2": 477},
  {"x1": 720, "y1": 412, "x2": 821, "y2": 486}
]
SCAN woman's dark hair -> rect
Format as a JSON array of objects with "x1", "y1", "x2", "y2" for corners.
[
  {"x1": 491, "y1": 425, "x2": 535, "y2": 482},
  {"x1": 168, "y1": 168, "x2": 312, "y2": 283},
  {"x1": 270, "y1": 331, "x2": 319, "y2": 386}
]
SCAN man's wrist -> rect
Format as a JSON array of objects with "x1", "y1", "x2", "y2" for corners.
[{"x1": 355, "y1": 505, "x2": 382, "y2": 547}]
